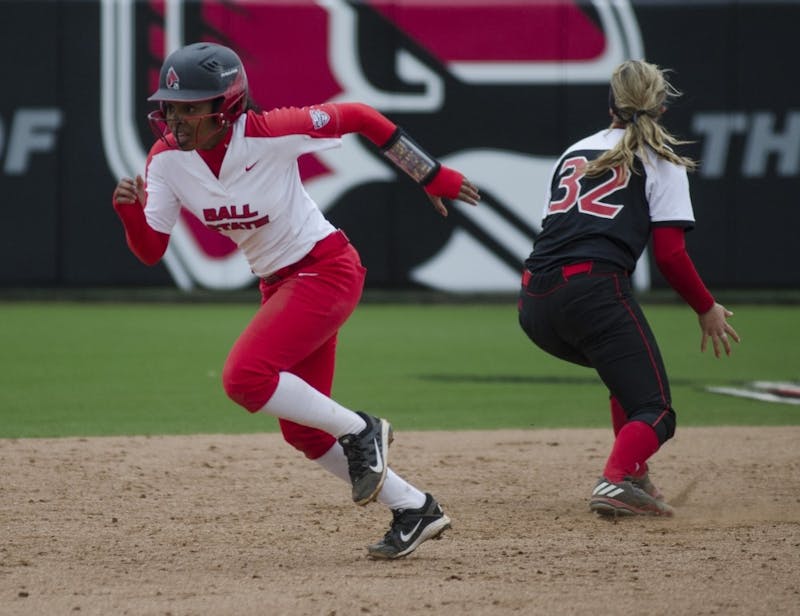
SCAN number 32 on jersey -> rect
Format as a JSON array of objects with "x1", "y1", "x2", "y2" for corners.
[{"x1": 548, "y1": 156, "x2": 629, "y2": 219}]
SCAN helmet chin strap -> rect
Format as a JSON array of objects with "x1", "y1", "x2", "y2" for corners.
[{"x1": 192, "y1": 113, "x2": 230, "y2": 150}]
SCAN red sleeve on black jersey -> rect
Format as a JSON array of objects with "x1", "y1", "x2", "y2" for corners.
[{"x1": 652, "y1": 226, "x2": 715, "y2": 314}]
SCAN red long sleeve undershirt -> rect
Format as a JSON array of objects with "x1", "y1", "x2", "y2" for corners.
[
  {"x1": 329, "y1": 103, "x2": 463, "y2": 198},
  {"x1": 112, "y1": 199, "x2": 169, "y2": 265},
  {"x1": 652, "y1": 226, "x2": 714, "y2": 314},
  {"x1": 331, "y1": 102, "x2": 397, "y2": 146}
]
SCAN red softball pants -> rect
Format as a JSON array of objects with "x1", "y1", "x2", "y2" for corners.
[{"x1": 222, "y1": 231, "x2": 366, "y2": 459}]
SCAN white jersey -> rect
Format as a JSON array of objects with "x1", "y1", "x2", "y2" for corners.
[{"x1": 143, "y1": 107, "x2": 343, "y2": 277}]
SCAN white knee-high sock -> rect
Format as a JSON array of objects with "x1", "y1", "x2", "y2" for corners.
[
  {"x1": 259, "y1": 372, "x2": 365, "y2": 437},
  {"x1": 315, "y1": 442, "x2": 426, "y2": 511}
]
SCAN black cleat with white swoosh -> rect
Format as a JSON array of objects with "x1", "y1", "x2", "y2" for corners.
[
  {"x1": 367, "y1": 493, "x2": 451, "y2": 560},
  {"x1": 338, "y1": 411, "x2": 392, "y2": 506}
]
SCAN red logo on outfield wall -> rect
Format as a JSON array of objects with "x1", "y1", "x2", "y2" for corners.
[{"x1": 102, "y1": 0, "x2": 644, "y2": 292}]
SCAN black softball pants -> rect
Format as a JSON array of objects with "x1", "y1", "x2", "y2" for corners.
[{"x1": 518, "y1": 262, "x2": 676, "y2": 445}]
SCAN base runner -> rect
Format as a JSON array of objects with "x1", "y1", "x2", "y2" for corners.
[{"x1": 113, "y1": 42, "x2": 480, "y2": 558}]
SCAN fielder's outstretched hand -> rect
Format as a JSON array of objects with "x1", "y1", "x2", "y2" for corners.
[
  {"x1": 699, "y1": 302, "x2": 741, "y2": 358},
  {"x1": 427, "y1": 177, "x2": 480, "y2": 217}
]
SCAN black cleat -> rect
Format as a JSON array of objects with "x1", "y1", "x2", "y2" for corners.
[
  {"x1": 368, "y1": 493, "x2": 451, "y2": 559},
  {"x1": 338, "y1": 411, "x2": 392, "y2": 506},
  {"x1": 590, "y1": 477, "x2": 674, "y2": 517}
]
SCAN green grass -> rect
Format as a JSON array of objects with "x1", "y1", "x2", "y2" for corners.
[{"x1": 0, "y1": 301, "x2": 797, "y2": 438}]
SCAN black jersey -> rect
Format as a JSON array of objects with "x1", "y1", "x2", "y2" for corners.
[{"x1": 526, "y1": 128, "x2": 695, "y2": 273}]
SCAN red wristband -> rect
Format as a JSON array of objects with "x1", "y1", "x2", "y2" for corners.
[{"x1": 424, "y1": 166, "x2": 462, "y2": 200}]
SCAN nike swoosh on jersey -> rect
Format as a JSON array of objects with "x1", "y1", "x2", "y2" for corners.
[
  {"x1": 245, "y1": 162, "x2": 258, "y2": 171},
  {"x1": 399, "y1": 520, "x2": 422, "y2": 543},
  {"x1": 368, "y1": 436, "x2": 384, "y2": 473}
]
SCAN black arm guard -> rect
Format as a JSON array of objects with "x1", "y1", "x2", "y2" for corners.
[{"x1": 381, "y1": 128, "x2": 441, "y2": 186}]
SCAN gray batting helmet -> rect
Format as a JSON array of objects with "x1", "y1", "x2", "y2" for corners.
[{"x1": 148, "y1": 42, "x2": 248, "y2": 123}]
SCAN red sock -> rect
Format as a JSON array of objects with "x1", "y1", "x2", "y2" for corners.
[
  {"x1": 609, "y1": 396, "x2": 627, "y2": 436},
  {"x1": 603, "y1": 421, "x2": 659, "y2": 482}
]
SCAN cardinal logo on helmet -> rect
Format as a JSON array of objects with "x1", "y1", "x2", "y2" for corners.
[{"x1": 166, "y1": 67, "x2": 180, "y2": 90}]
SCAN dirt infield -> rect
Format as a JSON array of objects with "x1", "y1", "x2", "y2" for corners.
[{"x1": 1, "y1": 427, "x2": 798, "y2": 616}]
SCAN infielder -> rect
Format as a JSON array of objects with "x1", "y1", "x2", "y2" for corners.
[
  {"x1": 113, "y1": 42, "x2": 480, "y2": 558},
  {"x1": 518, "y1": 60, "x2": 740, "y2": 517}
]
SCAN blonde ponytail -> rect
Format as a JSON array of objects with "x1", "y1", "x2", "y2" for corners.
[{"x1": 583, "y1": 60, "x2": 696, "y2": 179}]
